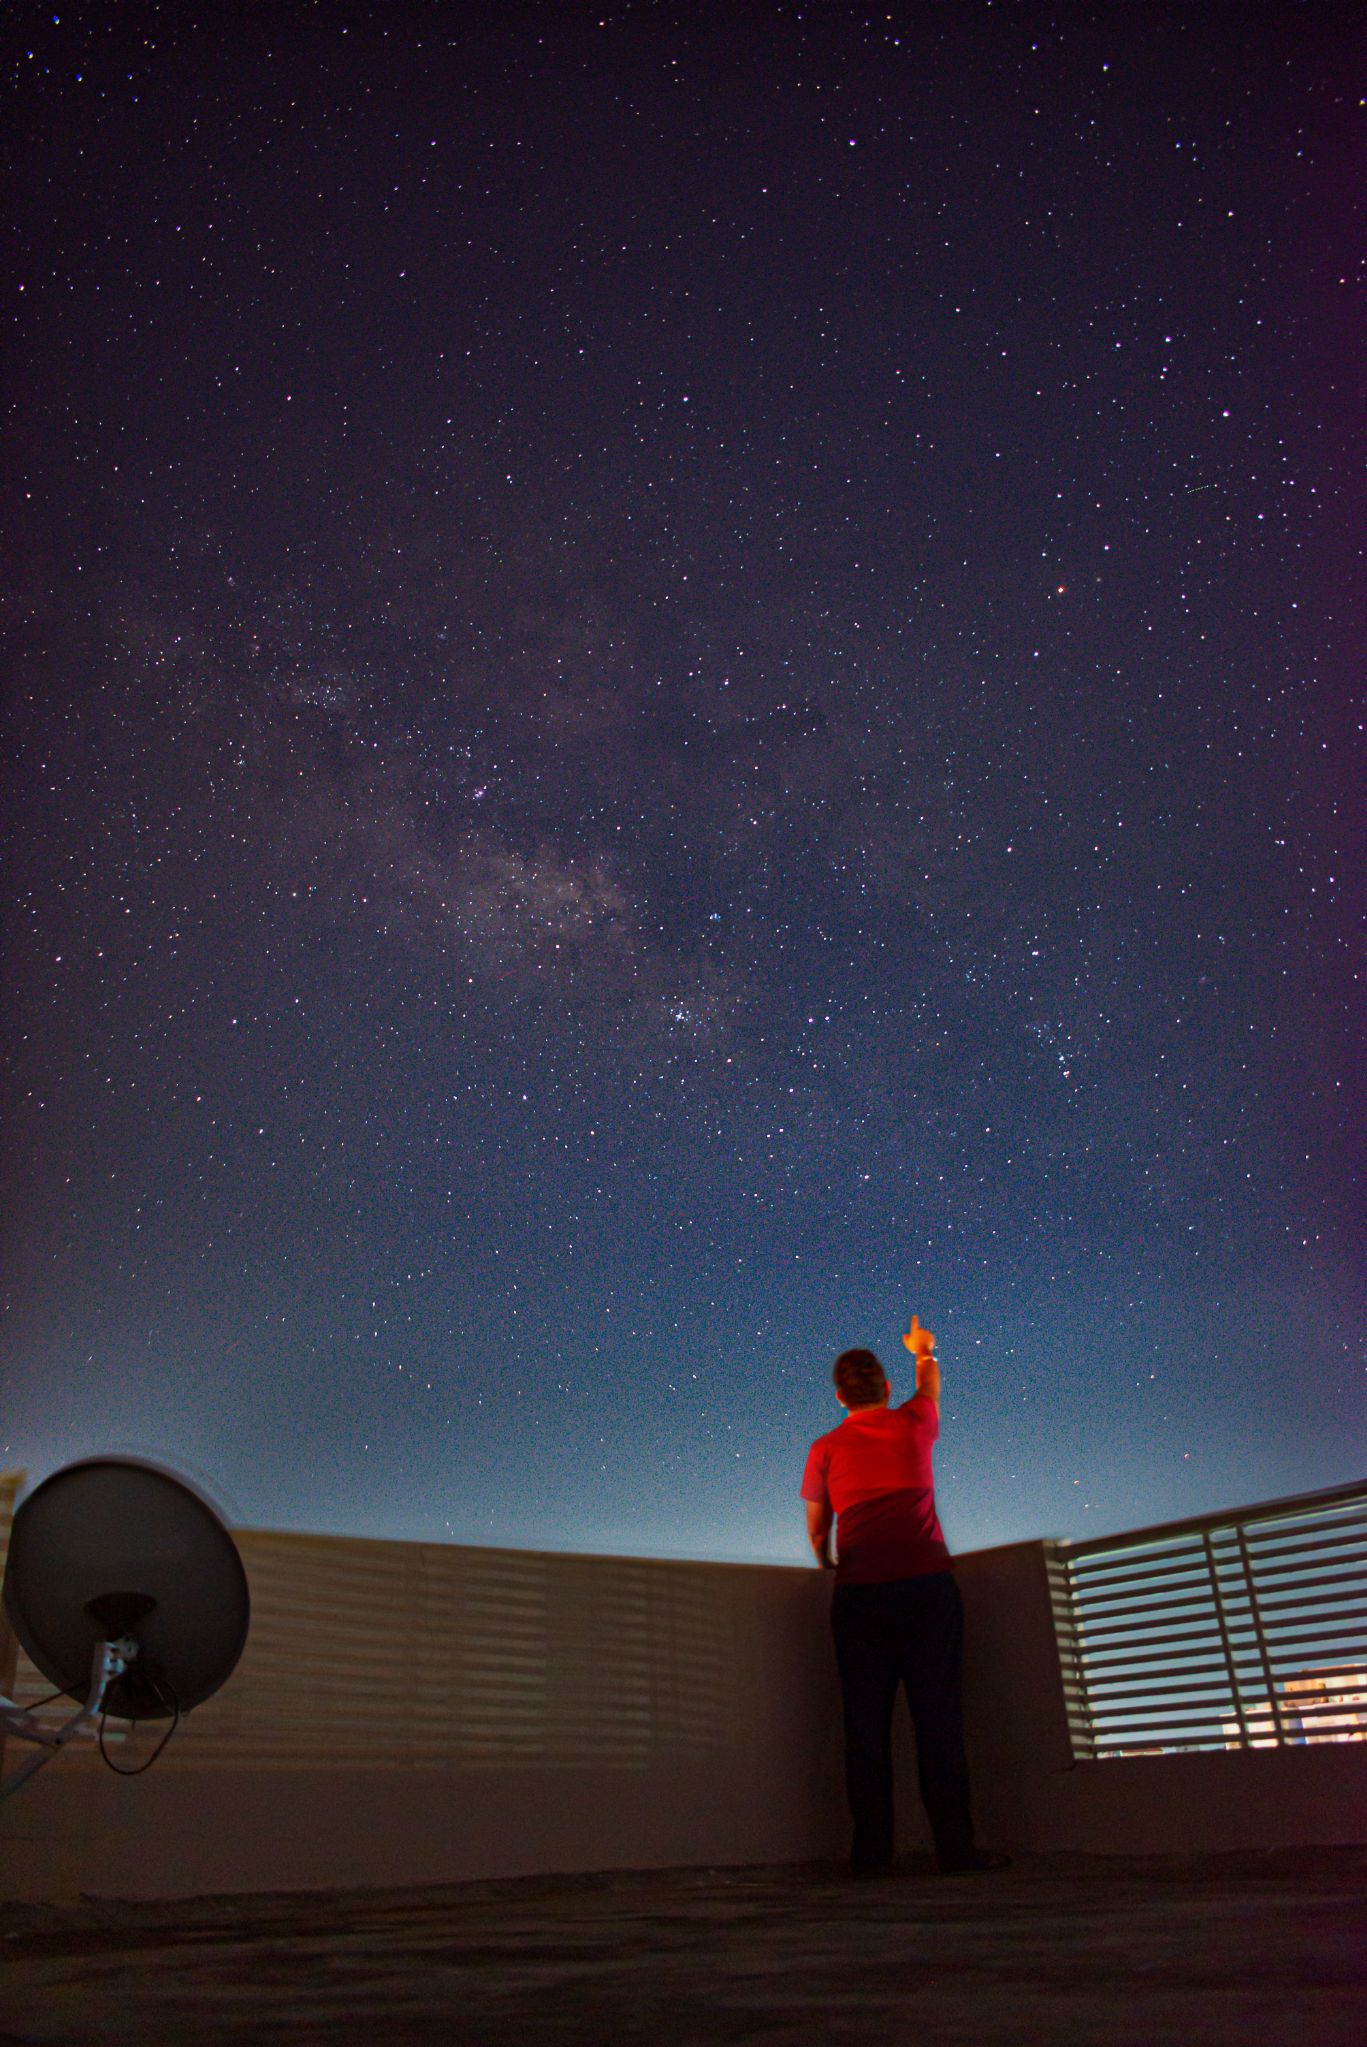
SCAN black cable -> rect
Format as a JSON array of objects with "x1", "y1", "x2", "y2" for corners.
[{"x1": 99, "y1": 1672, "x2": 181, "y2": 1776}]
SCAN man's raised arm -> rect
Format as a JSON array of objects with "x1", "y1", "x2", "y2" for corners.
[{"x1": 903, "y1": 1314, "x2": 940, "y2": 1407}]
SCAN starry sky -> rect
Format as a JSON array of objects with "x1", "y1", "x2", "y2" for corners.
[{"x1": 3, "y1": 3, "x2": 1362, "y2": 1565}]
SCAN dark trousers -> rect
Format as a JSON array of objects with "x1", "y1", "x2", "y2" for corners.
[{"x1": 831, "y1": 1570, "x2": 976, "y2": 1871}]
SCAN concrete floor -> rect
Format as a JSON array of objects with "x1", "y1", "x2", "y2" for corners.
[{"x1": 2, "y1": 1850, "x2": 1364, "y2": 2046}]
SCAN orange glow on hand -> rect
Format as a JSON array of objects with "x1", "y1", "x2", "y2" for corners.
[{"x1": 903, "y1": 1314, "x2": 936, "y2": 1358}]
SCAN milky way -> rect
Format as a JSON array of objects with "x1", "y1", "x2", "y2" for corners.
[{"x1": 3, "y1": 4, "x2": 1360, "y2": 1561}]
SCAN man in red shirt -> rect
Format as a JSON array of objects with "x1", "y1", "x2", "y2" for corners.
[{"x1": 801, "y1": 1316, "x2": 1000, "y2": 1876}]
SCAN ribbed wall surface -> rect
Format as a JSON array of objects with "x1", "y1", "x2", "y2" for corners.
[{"x1": 2, "y1": 1521, "x2": 737, "y2": 1771}]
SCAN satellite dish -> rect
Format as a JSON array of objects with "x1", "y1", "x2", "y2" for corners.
[{"x1": 1, "y1": 1457, "x2": 250, "y2": 1796}]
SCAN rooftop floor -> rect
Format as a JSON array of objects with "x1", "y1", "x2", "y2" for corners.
[{"x1": 3, "y1": 1849, "x2": 1365, "y2": 2046}]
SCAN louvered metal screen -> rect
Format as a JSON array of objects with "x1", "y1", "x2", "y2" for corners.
[{"x1": 1049, "y1": 1480, "x2": 1367, "y2": 1759}]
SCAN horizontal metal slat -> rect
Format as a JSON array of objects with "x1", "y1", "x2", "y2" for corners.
[
  {"x1": 1242, "y1": 1510, "x2": 1367, "y2": 1553},
  {"x1": 1251, "y1": 1587, "x2": 1367, "y2": 1621},
  {"x1": 1074, "y1": 1616, "x2": 1233, "y2": 1654},
  {"x1": 1073, "y1": 1674, "x2": 1249, "y2": 1703},
  {"x1": 1067, "y1": 1580, "x2": 1239, "y2": 1625},
  {"x1": 1239, "y1": 1527, "x2": 1367, "y2": 1570},
  {"x1": 1070, "y1": 1605, "x2": 1229, "y2": 1644},
  {"x1": 1243, "y1": 1560, "x2": 1367, "y2": 1599},
  {"x1": 1067, "y1": 1553, "x2": 1215, "y2": 1597},
  {"x1": 1257, "y1": 1631, "x2": 1367, "y2": 1666},
  {"x1": 1066, "y1": 1552, "x2": 1224, "y2": 1600},
  {"x1": 1096, "y1": 1749, "x2": 1229, "y2": 1761},
  {"x1": 1077, "y1": 1632, "x2": 1347, "y2": 1675},
  {"x1": 1087, "y1": 1713, "x2": 1234, "y2": 1742},
  {"x1": 1080, "y1": 1645, "x2": 1236, "y2": 1678},
  {"x1": 1260, "y1": 1633, "x2": 1367, "y2": 1666},
  {"x1": 1080, "y1": 1686, "x2": 1244, "y2": 1719}
]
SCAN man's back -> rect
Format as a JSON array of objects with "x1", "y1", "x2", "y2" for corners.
[{"x1": 801, "y1": 1394, "x2": 949, "y2": 1583}]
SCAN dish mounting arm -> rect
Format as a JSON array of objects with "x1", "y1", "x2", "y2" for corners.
[{"x1": 0, "y1": 1636, "x2": 138, "y2": 1800}]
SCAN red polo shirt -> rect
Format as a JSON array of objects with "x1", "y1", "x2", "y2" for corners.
[{"x1": 800, "y1": 1394, "x2": 951, "y2": 1584}]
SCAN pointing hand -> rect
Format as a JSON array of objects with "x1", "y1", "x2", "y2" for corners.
[{"x1": 903, "y1": 1315, "x2": 936, "y2": 1359}]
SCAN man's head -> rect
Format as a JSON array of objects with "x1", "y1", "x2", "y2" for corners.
[{"x1": 833, "y1": 1347, "x2": 890, "y2": 1412}]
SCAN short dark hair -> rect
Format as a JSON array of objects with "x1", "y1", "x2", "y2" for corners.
[{"x1": 834, "y1": 1347, "x2": 888, "y2": 1409}]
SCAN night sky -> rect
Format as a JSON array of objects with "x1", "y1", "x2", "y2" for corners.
[{"x1": 3, "y1": 4, "x2": 1362, "y2": 1566}]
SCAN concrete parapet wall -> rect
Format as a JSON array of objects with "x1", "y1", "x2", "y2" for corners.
[
  {"x1": 1, "y1": 1515, "x2": 1364, "y2": 1899},
  {"x1": 0, "y1": 1528, "x2": 850, "y2": 1899},
  {"x1": 954, "y1": 1539, "x2": 1367, "y2": 1855}
]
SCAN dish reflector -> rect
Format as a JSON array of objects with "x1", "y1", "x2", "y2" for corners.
[{"x1": 3, "y1": 1458, "x2": 249, "y2": 1719}]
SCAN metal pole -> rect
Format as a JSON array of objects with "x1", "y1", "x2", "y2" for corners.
[
  {"x1": 1235, "y1": 1523, "x2": 1291, "y2": 1746},
  {"x1": 1203, "y1": 1531, "x2": 1251, "y2": 1747}
]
